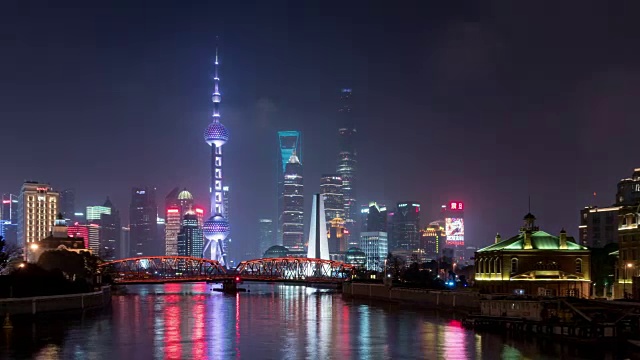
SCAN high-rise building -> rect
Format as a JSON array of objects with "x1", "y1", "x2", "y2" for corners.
[
  {"x1": 361, "y1": 202, "x2": 388, "y2": 233},
  {"x1": 87, "y1": 223, "x2": 101, "y2": 254},
  {"x1": 100, "y1": 197, "x2": 121, "y2": 260},
  {"x1": 320, "y1": 174, "x2": 344, "y2": 223},
  {"x1": 282, "y1": 152, "x2": 304, "y2": 250},
  {"x1": 129, "y1": 187, "x2": 158, "y2": 256},
  {"x1": 18, "y1": 181, "x2": 59, "y2": 248},
  {"x1": 579, "y1": 206, "x2": 620, "y2": 247},
  {"x1": 336, "y1": 88, "x2": 358, "y2": 242},
  {"x1": 420, "y1": 221, "x2": 446, "y2": 259},
  {"x1": 120, "y1": 226, "x2": 130, "y2": 259},
  {"x1": 392, "y1": 201, "x2": 421, "y2": 251},
  {"x1": 360, "y1": 231, "x2": 388, "y2": 271},
  {"x1": 67, "y1": 222, "x2": 90, "y2": 249},
  {"x1": 86, "y1": 205, "x2": 111, "y2": 222},
  {"x1": 177, "y1": 211, "x2": 204, "y2": 258},
  {"x1": 443, "y1": 201, "x2": 465, "y2": 261},
  {"x1": 59, "y1": 189, "x2": 75, "y2": 222},
  {"x1": 277, "y1": 131, "x2": 302, "y2": 244},
  {"x1": 258, "y1": 218, "x2": 274, "y2": 258},
  {"x1": 202, "y1": 46, "x2": 230, "y2": 266},
  {"x1": 164, "y1": 188, "x2": 194, "y2": 256},
  {"x1": 1, "y1": 194, "x2": 18, "y2": 247}
]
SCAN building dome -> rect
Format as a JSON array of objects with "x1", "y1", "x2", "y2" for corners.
[
  {"x1": 203, "y1": 214, "x2": 230, "y2": 241},
  {"x1": 177, "y1": 189, "x2": 193, "y2": 200},
  {"x1": 263, "y1": 245, "x2": 289, "y2": 258},
  {"x1": 345, "y1": 247, "x2": 366, "y2": 266},
  {"x1": 204, "y1": 121, "x2": 229, "y2": 147}
]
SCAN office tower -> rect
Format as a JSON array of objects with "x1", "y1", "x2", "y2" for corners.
[
  {"x1": 164, "y1": 188, "x2": 194, "y2": 256},
  {"x1": 361, "y1": 202, "x2": 388, "y2": 233},
  {"x1": 420, "y1": 221, "x2": 446, "y2": 259},
  {"x1": 120, "y1": 226, "x2": 130, "y2": 259},
  {"x1": 360, "y1": 232, "x2": 388, "y2": 271},
  {"x1": 86, "y1": 205, "x2": 111, "y2": 222},
  {"x1": 100, "y1": 197, "x2": 121, "y2": 260},
  {"x1": 258, "y1": 218, "x2": 274, "y2": 257},
  {"x1": 277, "y1": 130, "x2": 302, "y2": 243},
  {"x1": 320, "y1": 174, "x2": 344, "y2": 223},
  {"x1": 177, "y1": 211, "x2": 204, "y2": 257},
  {"x1": 392, "y1": 201, "x2": 421, "y2": 251},
  {"x1": 18, "y1": 181, "x2": 59, "y2": 248},
  {"x1": 282, "y1": 152, "x2": 304, "y2": 250},
  {"x1": 87, "y1": 223, "x2": 100, "y2": 253},
  {"x1": 307, "y1": 194, "x2": 329, "y2": 260},
  {"x1": 59, "y1": 189, "x2": 75, "y2": 221},
  {"x1": 67, "y1": 223, "x2": 90, "y2": 249},
  {"x1": 327, "y1": 217, "x2": 348, "y2": 254},
  {"x1": 1, "y1": 194, "x2": 18, "y2": 246},
  {"x1": 129, "y1": 187, "x2": 158, "y2": 256},
  {"x1": 336, "y1": 88, "x2": 358, "y2": 242},
  {"x1": 202, "y1": 46, "x2": 230, "y2": 265}
]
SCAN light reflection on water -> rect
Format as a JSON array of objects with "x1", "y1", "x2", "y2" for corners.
[{"x1": 0, "y1": 283, "x2": 631, "y2": 360}]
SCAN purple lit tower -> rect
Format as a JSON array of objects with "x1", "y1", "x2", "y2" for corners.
[{"x1": 202, "y1": 46, "x2": 230, "y2": 266}]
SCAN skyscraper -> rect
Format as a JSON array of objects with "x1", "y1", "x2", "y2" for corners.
[
  {"x1": 1, "y1": 194, "x2": 18, "y2": 247},
  {"x1": 258, "y1": 218, "x2": 274, "y2": 257},
  {"x1": 336, "y1": 89, "x2": 358, "y2": 242},
  {"x1": 100, "y1": 197, "x2": 121, "y2": 260},
  {"x1": 320, "y1": 174, "x2": 344, "y2": 223},
  {"x1": 202, "y1": 46, "x2": 230, "y2": 266},
  {"x1": 277, "y1": 130, "x2": 302, "y2": 243},
  {"x1": 282, "y1": 152, "x2": 304, "y2": 250},
  {"x1": 177, "y1": 211, "x2": 204, "y2": 258},
  {"x1": 59, "y1": 189, "x2": 75, "y2": 222},
  {"x1": 164, "y1": 188, "x2": 194, "y2": 256},
  {"x1": 129, "y1": 187, "x2": 158, "y2": 256},
  {"x1": 392, "y1": 201, "x2": 421, "y2": 251},
  {"x1": 18, "y1": 182, "x2": 59, "y2": 248}
]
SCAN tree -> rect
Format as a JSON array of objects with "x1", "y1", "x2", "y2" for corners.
[
  {"x1": 0, "y1": 236, "x2": 23, "y2": 275},
  {"x1": 386, "y1": 252, "x2": 405, "y2": 280}
]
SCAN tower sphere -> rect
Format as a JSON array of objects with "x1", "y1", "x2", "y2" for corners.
[
  {"x1": 204, "y1": 121, "x2": 229, "y2": 147},
  {"x1": 203, "y1": 214, "x2": 230, "y2": 241}
]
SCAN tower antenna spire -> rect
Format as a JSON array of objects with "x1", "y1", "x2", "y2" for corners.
[{"x1": 212, "y1": 36, "x2": 221, "y2": 121}]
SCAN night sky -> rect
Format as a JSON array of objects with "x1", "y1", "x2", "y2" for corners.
[{"x1": 2, "y1": 1, "x2": 640, "y2": 258}]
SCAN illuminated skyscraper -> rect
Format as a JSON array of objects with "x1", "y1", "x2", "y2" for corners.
[
  {"x1": 203, "y1": 46, "x2": 230, "y2": 266},
  {"x1": 164, "y1": 188, "x2": 194, "y2": 256},
  {"x1": 177, "y1": 211, "x2": 204, "y2": 257},
  {"x1": 277, "y1": 130, "x2": 302, "y2": 243},
  {"x1": 282, "y1": 152, "x2": 304, "y2": 250},
  {"x1": 59, "y1": 189, "x2": 75, "y2": 223},
  {"x1": 99, "y1": 197, "x2": 121, "y2": 260},
  {"x1": 18, "y1": 182, "x2": 59, "y2": 248},
  {"x1": 336, "y1": 89, "x2": 358, "y2": 242},
  {"x1": 129, "y1": 186, "x2": 158, "y2": 256},
  {"x1": 320, "y1": 174, "x2": 344, "y2": 224}
]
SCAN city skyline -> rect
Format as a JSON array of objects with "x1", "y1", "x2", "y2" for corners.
[{"x1": 2, "y1": 1, "x2": 640, "y2": 260}]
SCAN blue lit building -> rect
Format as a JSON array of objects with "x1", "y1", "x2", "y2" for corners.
[
  {"x1": 203, "y1": 46, "x2": 230, "y2": 266},
  {"x1": 1, "y1": 194, "x2": 18, "y2": 247},
  {"x1": 277, "y1": 130, "x2": 302, "y2": 244}
]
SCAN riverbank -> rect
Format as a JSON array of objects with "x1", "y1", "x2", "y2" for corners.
[
  {"x1": 0, "y1": 286, "x2": 111, "y2": 315},
  {"x1": 342, "y1": 282, "x2": 480, "y2": 312}
]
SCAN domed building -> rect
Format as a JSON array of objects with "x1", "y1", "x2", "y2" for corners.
[
  {"x1": 345, "y1": 247, "x2": 366, "y2": 267},
  {"x1": 263, "y1": 245, "x2": 290, "y2": 259},
  {"x1": 164, "y1": 187, "x2": 196, "y2": 256},
  {"x1": 475, "y1": 213, "x2": 590, "y2": 298}
]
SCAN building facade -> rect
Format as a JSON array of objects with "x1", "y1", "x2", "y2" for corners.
[
  {"x1": 579, "y1": 206, "x2": 620, "y2": 247},
  {"x1": 164, "y1": 188, "x2": 195, "y2": 256},
  {"x1": 360, "y1": 231, "x2": 388, "y2": 271},
  {"x1": 99, "y1": 197, "x2": 121, "y2": 260},
  {"x1": 282, "y1": 152, "x2": 304, "y2": 250},
  {"x1": 18, "y1": 182, "x2": 59, "y2": 248},
  {"x1": 177, "y1": 211, "x2": 204, "y2": 258},
  {"x1": 420, "y1": 220, "x2": 446, "y2": 259},
  {"x1": 277, "y1": 130, "x2": 302, "y2": 244},
  {"x1": 336, "y1": 88, "x2": 358, "y2": 242},
  {"x1": 475, "y1": 213, "x2": 591, "y2": 298},
  {"x1": 258, "y1": 218, "x2": 274, "y2": 258},
  {"x1": 320, "y1": 174, "x2": 344, "y2": 223},
  {"x1": 392, "y1": 201, "x2": 421, "y2": 251},
  {"x1": 129, "y1": 187, "x2": 158, "y2": 256}
]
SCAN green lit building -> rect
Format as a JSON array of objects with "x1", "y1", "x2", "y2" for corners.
[{"x1": 475, "y1": 213, "x2": 591, "y2": 298}]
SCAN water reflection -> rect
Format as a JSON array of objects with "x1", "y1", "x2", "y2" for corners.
[{"x1": 0, "y1": 283, "x2": 632, "y2": 359}]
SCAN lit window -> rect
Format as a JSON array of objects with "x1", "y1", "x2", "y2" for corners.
[
  {"x1": 511, "y1": 258, "x2": 518, "y2": 274},
  {"x1": 575, "y1": 258, "x2": 582, "y2": 273}
]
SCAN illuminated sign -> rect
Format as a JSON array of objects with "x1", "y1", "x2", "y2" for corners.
[
  {"x1": 36, "y1": 187, "x2": 48, "y2": 191},
  {"x1": 167, "y1": 209, "x2": 179, "y2": 214},
  {"x1": 2, "y1": 200, "x2": 10, "y2": 204},
  {"x1": 136, "y1": 190, "x2": 146, "y2": 195},
  {"x1": 195, "y1": 208, "x2": 204, "y2": 214},
  {"x1": 445, "y1": 218, "x2": 464, "y2": 245},
  {"x1": 449, "y1": 202, "x2": 464, "y2": 211}
]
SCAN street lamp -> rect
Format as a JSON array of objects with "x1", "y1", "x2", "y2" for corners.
[
  {"x1": 625, "y1": 263, "x2": 634, "y2": 298},
  {"x1": 29, "y1": 243, "x2": 39, "y2": 263}
]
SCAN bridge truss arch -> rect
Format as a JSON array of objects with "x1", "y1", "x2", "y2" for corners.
[
  {"x1": 99, "y1": 256, "x2": 227, "y2": 284},
  {"x1": 235, "y1": 257, "x2": 354, "y2": 282}
]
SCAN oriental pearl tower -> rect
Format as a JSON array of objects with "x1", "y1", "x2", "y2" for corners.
[{"x1": 202, "y1": 46, "x2": 230, "y2": 266}]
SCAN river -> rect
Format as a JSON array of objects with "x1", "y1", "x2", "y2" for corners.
[{"x1": 0, "y1": 283, "x2": 635, "y2": 359}]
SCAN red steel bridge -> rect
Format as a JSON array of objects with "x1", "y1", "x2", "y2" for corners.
[{"x1": 99, "y1": 256, "x2": 354, "y2": 285}]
